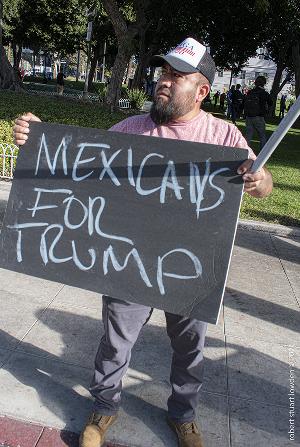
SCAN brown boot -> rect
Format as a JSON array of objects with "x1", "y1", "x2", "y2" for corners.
[
  {"x1": 79, "y1": 412, "x2": 118, "y2": 447},
  {"x1": 167, "y1": 418, "x2": 205, "y2": 447}
]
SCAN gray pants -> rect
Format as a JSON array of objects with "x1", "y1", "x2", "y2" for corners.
[
  {"x1": 90, "y1": 296, "x2": 207, "y2": 423},
  {"x1": 245, "y1": 116, "x2": 267, "y2": 150}
]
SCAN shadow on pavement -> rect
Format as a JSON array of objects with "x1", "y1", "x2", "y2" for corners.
[
  {"x1": 0, "y1": 301, "x2": 299, "y2": 444},
  {"x1": 235, "y1": 228, "x2": 300, "y2": 264},
  {"x1": 225, "y1": 288, "x2": 300, "y2": 332}
]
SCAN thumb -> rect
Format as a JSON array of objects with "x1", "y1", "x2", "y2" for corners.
[
  {"x1": 237, "y1": 159, "x2": 253, "y2": 175},
  {"x1": 20, "y1": 112, "x2": 41, "y2": 123}
]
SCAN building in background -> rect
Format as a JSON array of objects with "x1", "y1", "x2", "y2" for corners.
[{"x1": 212, "y1": 48, "x2": 294, "y2": 96}]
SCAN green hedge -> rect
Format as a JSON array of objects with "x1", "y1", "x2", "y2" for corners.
[{"x1": 0, "y1": 119, "x2": 14, "y2": 144}]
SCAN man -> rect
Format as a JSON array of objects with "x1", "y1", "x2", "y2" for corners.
[
  {"x1": 226, "y1": 84, "x2": 235, "y2": 119},
  {"x1": 279, "y1": 94, "x2": 287, "y2": 119},
  {"x1": 14, "y1": 37, "x2": 273, "y2": 447},
  {"x1": 56, "y1": 70, "x2": 65, "y2": 95},
  {"x1": 213, "y1": 90, "x2": 220, "y2": 107},
  {"x1": 231, "y1": 83, "x2": 244, "y2": 124},
  {"x1": 244, "y1": 75, "x2": 273, "y2": 150},
  {"x1": 219, "y1": 90, "x2": 226, "y2": 111}
]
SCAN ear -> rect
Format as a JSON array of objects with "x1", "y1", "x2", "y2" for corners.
[{"x1": 196, "y1": 84, "x2": 210, "y2": 103}]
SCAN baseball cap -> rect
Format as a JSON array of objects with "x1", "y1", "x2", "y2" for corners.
[{"x1": 150, "y1": 37, "x2": 216, "y2": 85}]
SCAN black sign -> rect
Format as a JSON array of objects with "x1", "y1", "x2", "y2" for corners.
[{"x1": 0, "y1": 122, "x2": 248, "y2": 324}]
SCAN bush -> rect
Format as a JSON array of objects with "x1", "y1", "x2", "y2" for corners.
[
  {"x1": 121, "y1": 85, "x2": 129, "y2": 97},
  {"x1": 126, "y1": 88, "x2": 148, "y2": 110},
  {"x1": 0, "y1": 120, "x2": 14, "y2": 144},
  {"x1": 23, "y1": 75, "x2": 48, "y2": 84},
  {"x1": 93, "y1": 83, "x2": 108, "y2": 100}
]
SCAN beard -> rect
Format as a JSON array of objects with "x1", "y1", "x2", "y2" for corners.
[{"x1": 150, "y1": 86, "x2": 197, "y2": 125}]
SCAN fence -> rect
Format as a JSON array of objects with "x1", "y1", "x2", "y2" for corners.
[
  {"x1": 118, "y1": 98, "x2": 131, "y2": 109},
  {"x1": 26, "y1": 88, "x2": 132, "y2": 108},
  {"x1": 0, "y1": 143, "x2": 19, "y2": 180}
]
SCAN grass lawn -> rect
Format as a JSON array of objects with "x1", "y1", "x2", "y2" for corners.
[
  {"x1": 236, "y1": 120, "x2": 299, "y2": 227},
  {"x1": 0, "y1": 89, "x2": 126, "y2": 130},
  {"x1": 0, "y1": 89, "x2": 299, "y2": 227}
]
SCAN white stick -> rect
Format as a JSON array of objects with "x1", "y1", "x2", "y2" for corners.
[{"x1": 251, "y1": 95, "x2": 300, "y2": 173}]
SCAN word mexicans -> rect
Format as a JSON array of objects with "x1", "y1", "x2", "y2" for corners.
[{"x1": 34, "y1": 133, "x2": 230, "y2": 218}]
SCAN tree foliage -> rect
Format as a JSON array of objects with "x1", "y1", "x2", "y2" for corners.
[
  {"x1": 2, "y1": 0, "x2": 299, "y2": 101},
  {"x1": 3, "y1": 0, "x2": 88, "y2": 58},
  {"x1": 261, "y1": 0, "x2": 300, "y2": 97}
]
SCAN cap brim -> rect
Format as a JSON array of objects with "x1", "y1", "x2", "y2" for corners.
[{"x1": 149, "y1": 54, "x2": 198, "y2": 73}]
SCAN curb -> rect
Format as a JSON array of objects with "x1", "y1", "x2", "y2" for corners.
[
  {"x1": 0, "y1": 415, "x2": 126, "y2": 447},
  {"x1": 238, "y1": 219, "x2": 300, "y2": 239}
]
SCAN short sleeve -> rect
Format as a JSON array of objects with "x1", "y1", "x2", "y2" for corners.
[{"x1": 109, "y1": 119, "x2": 129, "y2": 132}]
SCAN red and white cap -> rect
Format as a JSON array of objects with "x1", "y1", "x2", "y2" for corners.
[{"x1": 150, "y1": 37, "x2": 215, "y2": 85}]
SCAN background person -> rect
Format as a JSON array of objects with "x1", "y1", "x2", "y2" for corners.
[
  {"x1": 231, "y1": 83, "x2": 244, "y2": 124},
  {"x1": 244, "y1": 75, "x2": 273, "y2": 150},
  {"x1": 213, "y1": 90, "x2": 220, "y2": 107},
  {"x1": 279, "y1": 94, "x2": 287, "y2": 119},
  {"x1": 56, "y1": 71, "x2": 65, "y2": 95},
  {"x1": 226, "y1": 85, "x2": 235, "y2": 119},
  {"x1": 219, "y1": 90, "x2": 226, "y2": 111},
  {"x1": 13, "y1": 37, "x2": 273, "y2": 447}
]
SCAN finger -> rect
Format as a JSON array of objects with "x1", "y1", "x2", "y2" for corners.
[
  {"x1": 244, "y1": 181, "x2": 259, "y2": 191},
  {"x1": 17, "y1": 113, "x2": 41, "y2": 122},
  {"x1": 14, "y1": 119, "x2": 30, "y2": 130},
  {"x1": 237, "y1": 159, "x2": 253, "y2": 174},
  {"x1": 13, "y1": 124, "x2": 30, "y2": 134},
  {"x1": 14, "y1": 133, "x2": 28, "y2": 146},
  {"x1": 243, "y1": 171, "x2": 264, "y2": 182}
]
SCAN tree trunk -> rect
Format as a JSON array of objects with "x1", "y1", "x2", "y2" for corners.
[
  {"x1": 12, "y1": 42, "x2": 22, "y2": 69},
  {"x1": 229, "y1": 70, "x2": 233, "y2": 88},
  {"x1": 33, "y1": 52, "x2": 36, "y2": 76},
  {"x1": 0, "y1": 44, "x2": 23, "y2": 91},
  {"x1": 102, "y1": 0, "x2": 139, "y2": 109},
  {"x1": 105, "y1": 44, "x2": 131, "y2": 108},
  {"x1": 88, "y1": 43, "x2": 102, "y2": 91},
  {"x1": 88, "y1": 53, "x2": 98, "y2": 90},
  {"x1": 132, "y1": 57, "x2": 147, "y2": 90},
  {"x1": 132, "y1": 29, "x2": 147, "y2": 89},
  {"x1": 292, "y1": 41, "x2": 300, "y2": 97},
  {"x1": 292, "y1": 41, "x2": 300, "y2": 127},
  {"x1": 0, "y1": 0, "x2": 3, "y2": 46},
  {"x1": 269, "y1": 59, "x2": 285, "y2": 117}
]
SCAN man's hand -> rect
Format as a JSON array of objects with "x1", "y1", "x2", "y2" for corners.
[
  {"x1": 237, "y1": 159, "x2": 273, "y2": 198},
  {"x1": 13, "y1": 112, "x2": 41, "y2": 146}
]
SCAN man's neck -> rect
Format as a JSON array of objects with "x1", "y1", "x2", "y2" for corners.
[{"x1": 172, "y1": 107, "x2": 202, "y2": 122}]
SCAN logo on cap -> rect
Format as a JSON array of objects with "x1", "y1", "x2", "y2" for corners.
[
  {"x1": 167, "y1": 38, "x2": 207, "y2": 69},
  {"x1": 173, "y1": 42, "x2": 196, "y2": 57}
]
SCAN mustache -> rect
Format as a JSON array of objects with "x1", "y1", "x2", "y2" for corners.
[{"x1": 156, "y1": 87, "x2": 172, "y2": 98}]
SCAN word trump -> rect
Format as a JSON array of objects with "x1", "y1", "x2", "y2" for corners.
[{"x1": 9, "y1": 188, "x2": 203, "y2": 296}]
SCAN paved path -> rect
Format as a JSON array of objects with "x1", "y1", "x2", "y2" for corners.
[{"x1": 0, "y1": 180, "x2": 299, "y2": 446}]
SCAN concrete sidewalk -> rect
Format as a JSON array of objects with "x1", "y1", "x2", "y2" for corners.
[{"x1": 0, "y1": 180, "x2": 299, "y2": 446}]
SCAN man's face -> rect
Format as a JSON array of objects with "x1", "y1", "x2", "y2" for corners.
[{"x1": 150, "y1": 64, "x2": 205, "y2": 124}]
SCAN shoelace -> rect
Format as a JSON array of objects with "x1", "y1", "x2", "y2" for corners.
[
  {"x1": 92, "y1": 414, "x2": 110, "y2": 426},
  {"x1": 181, "y1": 422, "x2": 198, "y2": 436}
]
